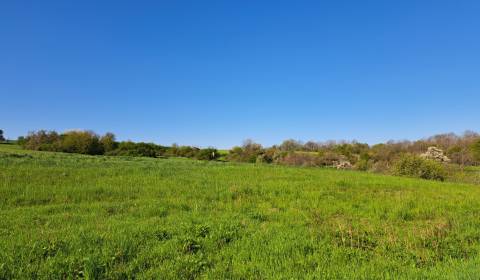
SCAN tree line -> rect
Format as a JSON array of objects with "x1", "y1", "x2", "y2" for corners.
[
  {"x1": 227, "y1": 132, "x2": 480, "y2": 166},
  {"x1": 15, "y1": 130, "x2": 219, "y2": 160},
  {"x1": 4, "y1": 129, "x2": 480, "y2": 181},
  {"x1": 224, "y1": 132, "x2": 480, "y2": 181}
]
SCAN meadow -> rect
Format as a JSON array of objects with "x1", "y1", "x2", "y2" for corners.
[{"x1": 1, "y1": 143, "x2": 480, "y2": 279}]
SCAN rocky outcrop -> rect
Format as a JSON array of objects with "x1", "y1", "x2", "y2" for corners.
[
  {"x1": 421, "y1": 147, "x2": 450, "y2": 163},
  {"x1": 335, "y1": 160, "x2": 353, "y2": 170}
]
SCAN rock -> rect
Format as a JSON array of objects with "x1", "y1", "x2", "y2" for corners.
[
  {"x1": 421, "y1": 147, "x2": 450, "y2": 163},
  {"x1": 335, "y1": 160, "x2": 353, "y2": 170}
]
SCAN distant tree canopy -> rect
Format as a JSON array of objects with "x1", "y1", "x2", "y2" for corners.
[
  {"x1": 18, "y1": 129, "x2": 218, "y2": 160},
  {"x1": 14, "y1": 129, "x2": 480, "y2": 181},
  {"x1": 0, "y1": 129, "x2": 5, "y2": 142},
  {"x1": 226, "y1": 132, "x2": 480, "y2": 174}
]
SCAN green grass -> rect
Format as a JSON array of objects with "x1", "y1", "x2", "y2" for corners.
[{"x1": 2, "y1": 144, "x2": 480, "y2": 279}]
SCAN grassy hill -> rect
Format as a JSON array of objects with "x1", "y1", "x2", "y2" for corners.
[{"x1": 1, "y1": 144, "x2": 480, "y2": 279}]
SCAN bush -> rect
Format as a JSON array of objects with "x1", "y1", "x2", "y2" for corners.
[
  {"x1": 16, "y1": 136, "x2": 27, "y2": 146},
  {"x1": 471, "y1": 139, "x2": 480, "y2": 164},
  {"x1": 391, "y1": 154, "x2": 446, "y2": 181},
  {"x1": 100, "y1": 132, "x2": 117, "y2": 153},
  {"x1": 317, "y1": 151, "x2": 342, "y2": 166},
  {"x1": 226, "y1": 147, "x2": 244, "y2": 162},
  {"x1": 227, "y1": 140, "x2": 264, "y2": 163},
  {"x1": 354, "y1": 159, "x2": 372, "y2": 171},
  {"x1": 196, "y1": 148, "x2": 218, "y2": 161},
  {"x1": 371, "y1": 161, "x2": 390, "y2": 173},
  {"x1": 174, "y1": 146, "x2": 200, "y2": 158},
  {"x1": 22, "y1": 130, "x2": 112, "y2": 155},
  {"x1": 22, "y1": 130, "x2": 62, "y2": 151},
  {"x1": 278, "y1": 152, "x2": 321, "y2": 167},
  {"x1": 61, "y1": 131, "x2": 103, "y2": 155},
  {"x1": 108, "y1": 142, "x2": 159, "y2": 157}
]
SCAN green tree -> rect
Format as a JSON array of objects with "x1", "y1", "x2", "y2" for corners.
[
  {"x1": 471, "y1": 139, "x2": 480, "y2": 163},
  {"x1": 196, "y1": 148, "x2": 218, "y2": 160},
  {"x1": 0, "y1": 129, "x2": 5, "y2": 142},
  {"x1": 100, "y1": 132, "x2": 117, "y2": 153},
  {"x1": 61, "y1": 131, "x2": 103, "y2": 155}
]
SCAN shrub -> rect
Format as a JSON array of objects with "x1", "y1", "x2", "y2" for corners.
[
  {"x1": 23, "y1": 130, "x2": 62, "y2": 151},
  {"x1": 227, "y1": 140, "x2": 264, "y2": 163},
  {"x1": 278, "y1": 152, "x2": 321, "y2": 167},
  {"x1": 196, "y1": 148, "x2": 218, "y2": 161},
  {"x1": 226, "y1": 147, "x2": 245, "y2": 162},
  {"x1": 471, "y1": 139, "x2": 480, "y2": 164},
  {"x1": 317, "y1": 151, "x2": 342, "y2": 167},
  {"x1": 370, "y1": 161, "x2": 390, "y2": 173},
  {"x1": 100, "y1": 132, "x2": 118, "y2": 153},
  {"x1": 16, "y1": 136, "x2": 26, "y2": 146},
  {"x1": 108, "y1": 141, "x2": 158, "y2": 157},
  {"x1": 60, "y1": 131, "x2": 103, "y2": 155},
  {"x1": 177, "y1": 146, "x2": 200, "y2": 158},
  {"x1": 354, "y1": 159, "x2": 372, "y2": 171},
  {"x1": 391, "y1": 154, "x2": 446, "y2": 181}
]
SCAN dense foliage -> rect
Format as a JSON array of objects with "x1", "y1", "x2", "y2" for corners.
[
  {"x1": 392, "y1": 154, "x2": 447, "y2": 181},
  {"x1": 226, "y1": 132, "x2": 480, "y2": 181},
  {"x1": 12, "y1": 128, "x2": 480, "y2": 181},
  {"x1": 18, "y1": 130, "x2": 218, "y2": 161}
]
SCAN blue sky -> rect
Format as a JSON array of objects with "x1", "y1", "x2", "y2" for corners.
[{"x1": 1, "y1": 1, "x2": 479, "y2": 148}]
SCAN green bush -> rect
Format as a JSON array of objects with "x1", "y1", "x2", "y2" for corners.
[
  {"x1": 61, "y1": 131, "x2": 103, "y2": 155},
  {"x1": 175, "y1": 146, "x2": 200, "y2": 158},
  {"x1": 277, "y1": 152, "x2": 321, "y2": 167},
  {"x1": 100, "y1": 132, "x2": 118, "y2": 153},
  {"x1": 22, "y1": 130, "x2": 62, "y2": 151},
  {"x1": 354, "y1": 159, "x2": 372, "y2": 171},
  {"x1": 227, "y1": 141, "x2": 264, "y2": 163},
  {"x1": 392, "y1": 154, "x2": 446, "y2": 181},
  {"x1": 471, "y1": 139, "x2": 480, "y2": 164},
  {"x1": 107, "y1": 142, "x2": 159, "y2": 157},
  {"x1": 196, "y1": 148, "x2": 219, "y2": 161}
]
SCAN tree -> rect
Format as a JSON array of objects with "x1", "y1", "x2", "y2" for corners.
[
  {"x1": 100, "y1": 132, "x2": 117, "y2": 153},
  {"x1": 227, "y1": 140, "x2": 264, "y2": 163},
  {"x1": 23, "y1": 130, "x2": 61, "y2": 151},
  {"x1": 279, "y1": 139, "x2": 302, "y2": 152},
  {"x1": 61, "y1": 130, "x2": 103, "y2": 155},
  {"x1": 196, "y1": 148, "x2": 219, "y2": 160},
  {"x1": 304, "y1": 141, "x2": 319, "y2": 151},
  {"x1": 471, "y1": 139, "x2": 480, "y2": 164},
  {"x1": 242, "y1": 139, "x2": 262, "y2": 151},
  {"x1": 0, "y1": 129, "x2": 5, "y2": 142}
]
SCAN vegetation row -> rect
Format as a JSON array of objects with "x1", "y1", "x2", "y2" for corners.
[{"x1": 2, "y1": 129, "x2": 480, "y2": 183}]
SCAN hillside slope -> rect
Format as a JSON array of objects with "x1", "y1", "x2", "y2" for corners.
[{"x1": 1, "y1": 144, "x2": 480, "y2": 279}]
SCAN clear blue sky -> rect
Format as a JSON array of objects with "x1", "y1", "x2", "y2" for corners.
[{"x1": 1, "y1": 1, "x2": 479, "y2": 148}]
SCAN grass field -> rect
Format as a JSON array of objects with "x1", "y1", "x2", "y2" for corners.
[{"x1": 2, "y1": 144, "x2": 480, "y2": 279}]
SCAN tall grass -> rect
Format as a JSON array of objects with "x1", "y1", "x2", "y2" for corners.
[{"x1": 1, "y1": 144, "x2": 480, "y2": 279}]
